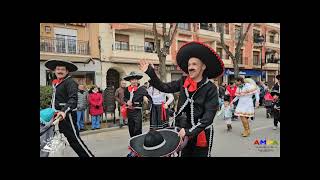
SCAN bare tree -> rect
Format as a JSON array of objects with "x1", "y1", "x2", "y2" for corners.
[
  {"x1": 217, "y1": 23, "x2": 252, "y2": 78},
  {"x1": 153, "y1": 23, "x2": 178, "y2": 82}
]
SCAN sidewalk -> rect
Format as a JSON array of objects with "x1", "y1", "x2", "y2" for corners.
[{"x1": 80, "y1": 121, "x2": 150, "y2": 136}]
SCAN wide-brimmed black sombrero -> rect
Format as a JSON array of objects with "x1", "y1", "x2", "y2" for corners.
[
  {"x1": 176, "y1": 41, "x2": 225, "y2": 79},
  {"x1": 270, "y1": 90, "x2": 280, "y2": 97},
  {"x1": 45, "y1": 59, "x2": 78, "y2": 72},
  {"x1": 123, "y1": 71, "x2": 143, "y2": 81},
  {"x1": 129, "y1": 129, "x2": 181, "y2": 157}
]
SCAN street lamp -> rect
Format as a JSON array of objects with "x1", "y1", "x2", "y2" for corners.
[{"x1": 256, "y1": 35, "x2": 265, "y2": 81}]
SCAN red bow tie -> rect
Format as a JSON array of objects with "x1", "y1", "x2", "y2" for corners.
[
  {"x1": 183, "y1": 76, "x2": 197, "y2": 92},
  {"x1": 52, "y1": 79, "x2": 62, "y2": 85},
  {"x1": 128, "y1": 85, "x2": 138, "y2": 92}
]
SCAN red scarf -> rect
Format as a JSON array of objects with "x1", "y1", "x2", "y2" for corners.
[
  {"x1": 121, "y1": 104, "x2": 127, "y2": 119},
  {"x1": 183, "y1": 76, "x2": 197, "y2": 92},
  {"x1": 128, "y1": 85, "x2": 138, "y2": 92},
  {"x1": 196, "y1": 130, "x2": 208, "y2": 147},
  {"x1": 227, "y1": 85, "x2": 237, "y2": 102},
  {"x1": 52, "y1": 79, "x2": 63, "y2": 85},
  {"x1": 161, "y1": 102, "x2": 167, "y2": 122}
]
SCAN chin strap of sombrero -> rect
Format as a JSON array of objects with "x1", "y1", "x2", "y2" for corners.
[{"x1": 172, "y1": 78, "x2": 214, "y2": 157}]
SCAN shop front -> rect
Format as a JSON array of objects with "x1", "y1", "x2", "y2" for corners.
[{"x1": 224, "y1": 68, "x2": 266, "y2": 84}]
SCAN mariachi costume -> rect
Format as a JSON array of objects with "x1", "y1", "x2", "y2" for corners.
[
  {"x1": 272, "y1": 74, "x2": 280, "y2": 93},
  {"x1": 45, "y1": 59, "x2": 94, "y2": 157},
  {"x1": 128, "y1": 129, "x2": 182, "y2": 157},
  {"x1": 144, "y1": 41, "x2": 224, "y2": 157},
  {"x1": 271, "y1": 90, "x2": 280, "y2": 128},
  {"x1": 123, "y1": 71, "x2": 152, "y2": 137},
  {"x1": 147, "y1": 86, "x2": 174, "y2": 129}
]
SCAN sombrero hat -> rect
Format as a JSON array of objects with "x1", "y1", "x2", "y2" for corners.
[
  {"x1": 270, "y1": 90, "x2": 280, "y2": 97},
  {"x1": 129, "y1": 129, "x2": 182, "y2": 157},
  {"x1": 123, "y1": 71, "x2": 143, "y2": 81},
  {"x1": 45, "y1": 59, "x2": 78, "y2": 72},
  {"x1": 176, "y1": 41, "x2": 224, "y2": 79}
]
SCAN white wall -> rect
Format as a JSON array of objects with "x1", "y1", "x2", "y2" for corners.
[{"x1": 74, "y1": 59, "x2": 102, "y2": 87}]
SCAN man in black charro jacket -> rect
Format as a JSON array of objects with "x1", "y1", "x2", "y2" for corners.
[
  {"x1": 123, "y1": 71, "x2": 152, "y2": 138},
  {"x1": 139, "y1": 41, "x2": 225, "y2": 157},
  {"x1": 45, "y1": 59, "x2": 94, "y2": 157}
]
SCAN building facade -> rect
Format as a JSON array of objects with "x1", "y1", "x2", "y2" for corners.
[
  {"x1": 40, "y1": 23, "x2": 101, "y2": 87},
  {"x1": 40, "y1": 23, "x2": 280, "y2": 89},
  {"x1": 172, "y1": 23, "x2": 280, "y2": 87}
]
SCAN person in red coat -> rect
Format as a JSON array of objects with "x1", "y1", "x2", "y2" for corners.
[
  {"x1": 89, "y1": 86, "x2": 103, "y2": 130},
  {"x1": 225, "y1": 82, "x2": 238, "y2": 121}
]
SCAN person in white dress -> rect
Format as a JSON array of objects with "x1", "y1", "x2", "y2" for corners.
[{"x1": 231, "y1": 77, "x2": 259, "y2": 137}]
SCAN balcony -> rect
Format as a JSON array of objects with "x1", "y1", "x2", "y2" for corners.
[
  {"x1": 113, "y1": 43, "x2": 157, "y2": 53},
  {"x1": 111, "y1": 43, "x2": 173, "y2": 63},
  {"x1": 266, "y1": 23, "x2": 280, "y2": 29},
  {"x1": 198, "y1": 23, "x2": 221, "y2": 39},
  {"x1": 267, "y1": 58, "x2": 280, "y2": 64},
  {"x1": 40, "y1": 36, "x2": 89, "y2": 55},
  {"x1": 262, "y1": 57, "x2": 280, "y2": 70},
  {"x1": 200, "y1": 23, "x2": 216, "y2": 32},
  {"x1": 265, "y1": 41, "x2": 280, "y2": 48}
]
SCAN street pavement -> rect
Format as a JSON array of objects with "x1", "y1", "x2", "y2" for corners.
[{"x1": 62, "y1": 107, "x2": 280, "y2": 157}]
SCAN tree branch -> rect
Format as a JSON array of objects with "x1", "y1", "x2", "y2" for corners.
[
  {"x1": 169, "y1": 23, "x2": 178, "y2": 47},
  {"x1": 218, "y1": 23, "x2": 235, "y2": 60},
  {"x1": 168, "y1": 23, "x2": 173, "y2": 37},
  {"x1": 236, "y1": 23, "x2": 252, "y2": 52},
  {"x1": 153, "y1": 23, "x2": 161, "y2": 57}
]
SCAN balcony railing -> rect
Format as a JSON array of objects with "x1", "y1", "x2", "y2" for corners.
[
  {"x1": 267, "y1": 58, "x2": 280, "y2": 63},
  {"x1": 269, "y1": 39, "x2": 280, "y2": 44},
  {"x1": 40, "y1": 36, "x2": 89, "y2": 55},
  {"x1": 113, "y1": 43, "x2": 157, "y2": 53},
  {"x1": 200, "y1": 23, "x2": 215, "y2": 32}
]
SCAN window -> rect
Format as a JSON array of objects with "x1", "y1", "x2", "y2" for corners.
[
  {"x1": 54, "y1": 28, "x2": 77, "y2": 54},
  {"x1": 178, "y1": 23, "x2": 190, "y2": 31},
  {"x1": 225, "y1": 45, "x2": 230, "y2": 59},
  {"x1": 235, "y1": 25, "x2": 241, "y2": 41},
  {"x1": 253, "y1": 51, "x2": 260, "y2": 65},
  {"x1": 216, "y1": 24, "x2": 223, "y2": 33},
  {"x1": 253, "y1": 29, "x2": 260, "y2": 43},
  {"x1": 217, "y1": 24, "x2": 229, "y2": 34},
  {"x1": 225, "y1": 23, "x2": 229, "y2": 34},
  {"x1": 200, "y1": 23, "x2": 215, "y2": 31},
  {"x1": 115, "y1": 34, "x2": 129, "y2": 50},
  {"x1": 216, "y1": 47, "x2": 223, "y2": 59},
  {"x1": 45, "y1": 26, "x2": 51, "y2": 33},
  {"x1": 269, "y1": 32, "x2": 275, "y2": 43},
  {"x1": 237, "y1": 49, "x2": 243, "y2": 64},
  {"x1": 144, "y1": 38, "x2": 155, "y2": 53}
]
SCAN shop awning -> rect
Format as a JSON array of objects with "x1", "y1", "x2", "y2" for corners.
[{"x1": 224, "y1": 69, "x2": 266, "y2": 77}]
